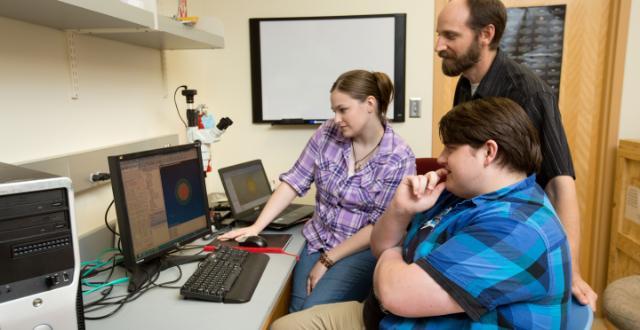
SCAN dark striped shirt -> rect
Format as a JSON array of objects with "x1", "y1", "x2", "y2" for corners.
[{"x1": 453, "y1": 49, "x2": 575, "y2": 188}]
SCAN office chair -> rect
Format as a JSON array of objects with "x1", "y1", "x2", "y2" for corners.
[
  {"x1": 415, "y1": 157, "x2": 442, "y2": 175},
  {"x1": 567, "y1": 296, "x2": 594, "y2": 330}
]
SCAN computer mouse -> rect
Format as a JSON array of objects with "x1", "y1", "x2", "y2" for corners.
[{"x1": 238, "y1": 235, "x2": 268, "y2": 248}]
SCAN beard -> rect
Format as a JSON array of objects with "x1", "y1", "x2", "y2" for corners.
[{"x1": 439, "y1": 38, "x2": 481, "y2": 77}]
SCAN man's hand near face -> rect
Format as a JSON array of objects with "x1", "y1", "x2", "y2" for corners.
[{"x1": 371, "y1": 169, "x2": 448, "y2": 257}]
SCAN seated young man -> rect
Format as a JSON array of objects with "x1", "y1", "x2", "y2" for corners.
[{"x1": 272, "y1": 97, "x2": 572, "y2": 329}]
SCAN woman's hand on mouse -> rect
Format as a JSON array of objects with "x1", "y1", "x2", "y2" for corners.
[
  {"x1": 218, "y1": 225, "x2": 260, "y2": 241},
  {"x1": 307, "y1": 259, "x2": 329, "y2": 294}
]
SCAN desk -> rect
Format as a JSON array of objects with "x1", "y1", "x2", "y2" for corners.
[{"x1": 85, "y1": 225, "x2": 305, "y2": 330}]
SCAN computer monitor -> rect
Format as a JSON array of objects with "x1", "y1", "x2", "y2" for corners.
[
  {"x1": 219, "y1": 160, "x2": 272, "y2": 216},
  {"x1": 108, "y1": 143, "x2": 211, "y2": 291}
]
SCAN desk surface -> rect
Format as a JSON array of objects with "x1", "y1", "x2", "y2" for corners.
[{"x1": 85, "y1": 225, "x2": 305, "y2": 330}]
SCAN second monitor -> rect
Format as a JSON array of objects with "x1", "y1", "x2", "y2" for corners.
[
  {"x1": 218, "y1": 160, "x2": 314, "y2": 230},
  {"x1": 108, "y1": 142, "x2": 211, "y2": 291}
]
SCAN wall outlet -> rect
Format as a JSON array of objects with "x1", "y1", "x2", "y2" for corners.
[{"x1": 409, "y1": 97, "x2": 422, "y2": 118}]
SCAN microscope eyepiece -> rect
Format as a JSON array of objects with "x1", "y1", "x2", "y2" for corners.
[{"x1": 181, "y1": 89, "x2": 197, "y2": 104}]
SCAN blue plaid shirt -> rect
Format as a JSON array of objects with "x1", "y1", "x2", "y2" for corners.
[{"x1": 380, "y1": 175, "x2": 571, "y2": 329}]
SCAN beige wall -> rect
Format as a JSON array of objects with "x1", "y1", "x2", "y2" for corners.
[
  {"x1": 1, "y1": 2, "x2": 434, "y2": 237},
  {"x1": 161, "y1": 0, "x2": 435, "y2": 194},
  {"x1": 0, "y1": 17, "x2": 181, "y2": 235},
  {"x1": 1, "y1": 0, "x2": 637, "y2": 244},
  {"x1": 619, "y1": 0, "x2": 640, "y2": 140}
]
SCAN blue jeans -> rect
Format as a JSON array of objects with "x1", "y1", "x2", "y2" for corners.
[{"x1": 289, "y1": 243, "x2": 376, "y2": 313}]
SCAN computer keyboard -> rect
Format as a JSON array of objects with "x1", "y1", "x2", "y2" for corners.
[{"x1": 180, "y1": 245, "x2": 269, "y2": 303}]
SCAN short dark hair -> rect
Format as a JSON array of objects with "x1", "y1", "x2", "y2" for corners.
[
  {"x1": 331, "y1": 70, "x2": 394, "y2": 124},
  {"x1": 466, "y1": 0, "x2": 507, "y2": 50},
  {"x1": 439, "y1": 97, "x2": 541, "y2": 174}
]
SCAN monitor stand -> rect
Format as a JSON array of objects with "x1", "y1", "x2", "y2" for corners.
[{"x1": 127, "y1": 254, "x2": 208, "y2": 292}]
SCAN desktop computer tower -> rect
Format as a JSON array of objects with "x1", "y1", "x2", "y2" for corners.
[{"x1": 0, "y1": 163, "x2": 84, "y2": 329}]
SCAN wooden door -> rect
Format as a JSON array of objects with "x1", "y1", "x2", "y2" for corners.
[
  {"x1": 431, "y1": 0, "x2": 631, "y2": 310},
  {"x1": 608, "y1": 140, "x2": 640, "y2": 282}
]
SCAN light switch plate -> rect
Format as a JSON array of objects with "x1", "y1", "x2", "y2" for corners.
[{"x1": 409, "y1": 97, "x2": 422, "y2": 118}]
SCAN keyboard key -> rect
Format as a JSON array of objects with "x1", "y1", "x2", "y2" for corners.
[{"x1": 180, "y1": 246, "x2": 269, "y2": 303}]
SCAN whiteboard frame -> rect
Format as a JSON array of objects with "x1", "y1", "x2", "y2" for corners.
[{"x1": 249, "y1": 14, "x2": 407, "y2": 124}]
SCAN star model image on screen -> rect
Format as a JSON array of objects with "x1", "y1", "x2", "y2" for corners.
[
  {"x1": 223, "y1": 162, "x2": 272, "y2": 214},
  {"x1": 108, "y1": 143, "x2": 211, "y2": 292},
  {"x1": 218, "y1": 159, "x2": 314, "y2": 229}
]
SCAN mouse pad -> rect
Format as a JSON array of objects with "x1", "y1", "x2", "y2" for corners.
[{"x1": 211, "y1": 233, "x2": 292, "y2": 249}]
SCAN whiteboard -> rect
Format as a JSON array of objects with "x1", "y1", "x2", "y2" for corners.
[{"x1": 249, "y1": 14, "x2": 406, "y2": 124}]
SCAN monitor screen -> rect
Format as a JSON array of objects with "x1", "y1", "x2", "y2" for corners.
[
  {"x1": 219, "y1": 160, "x2": 271, "y2": 215},
  {"x1": 108, "y1": 143, "x2": 211, "y2": 269}
]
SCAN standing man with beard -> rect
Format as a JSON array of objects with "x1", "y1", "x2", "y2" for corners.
[{"x1": 435, "y1": 0, "x2": 597, "y2": 310}]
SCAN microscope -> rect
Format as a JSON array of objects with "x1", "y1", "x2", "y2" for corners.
[{"x1": 180, "y1": 87, "x2": 233, "y2": 172}]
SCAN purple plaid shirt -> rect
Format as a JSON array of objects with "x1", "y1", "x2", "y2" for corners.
[{"x1": 280, "y1": 120, "x2": 415, "y2": 254}]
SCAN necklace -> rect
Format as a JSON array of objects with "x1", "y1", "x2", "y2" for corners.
[{"x1": 352, "y1": 135, "x2": 383, "y2": 171}]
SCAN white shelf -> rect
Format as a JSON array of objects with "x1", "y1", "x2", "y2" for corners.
[{"x1": 0, "y1": 0, "x2": 224, "y2": 49}]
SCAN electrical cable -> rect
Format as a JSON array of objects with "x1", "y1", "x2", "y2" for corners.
[
  {"x1": 155, "y1": 265, "x2": 184, "y2": 289},
  {"x1": 89, "y1": 172, "x2": 111, "y2": 182},
  {"x1": 104, "y1": 200, "x2": 119, "y2": 236},
  {"x1": 83, "y1": 277, "x2": 128, "y2": 295},
  {"x1": 174, "y1": 85, "x2": 188, "y2": 127},
  {"x1": 81, "y1": 256, "x2": 122, "y2": 278},
  {"x1": 82, "y1": 256, "x2": 187, "y2": 319},
  {"x1": 81, "y1": 253, "x2": 121, "y2": 279},
  {"x1": 84, "y1": 276, "x2": 149, "y2": 319},
  {"x1": 83, "y1": 286, "x2": 114, "y2": 309},
  {"x1": 83, "y1": 294, "x2": 131, "y2": 320},
  {"x1": 81, "y1": 255, "x2": 121, "y2": 310},
  {"x1": 81, "y1": 226, "x2": 208, "y2": 319},
  {"x1": 81, "y1": 248, "x2": 121, "y2": 270}
]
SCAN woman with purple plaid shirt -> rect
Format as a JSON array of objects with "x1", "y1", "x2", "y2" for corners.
[{"x1": 220, "y1": 70, "x2": 415, "y2": 312}]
